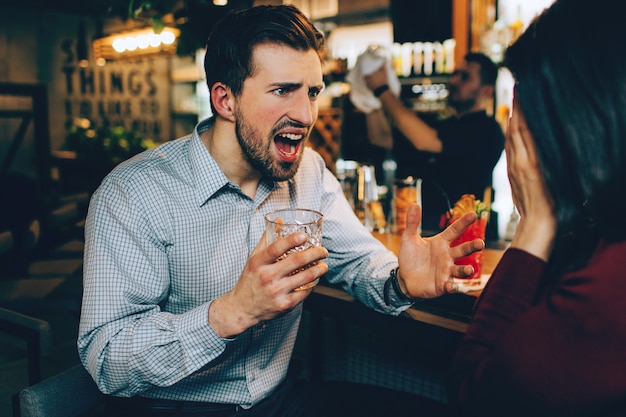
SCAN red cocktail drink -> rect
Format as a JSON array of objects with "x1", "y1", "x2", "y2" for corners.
[{"x1": 450, "y1": 214, "x2": 487, "y2": 286}]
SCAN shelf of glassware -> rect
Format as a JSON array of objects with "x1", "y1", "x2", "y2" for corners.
[{"x1": 397, "y1": 74, "x2": 451, "y2": 113}]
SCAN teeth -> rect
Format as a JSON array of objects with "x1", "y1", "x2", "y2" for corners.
[
  {"x1": 290, "y1": 144, "x2": 296, "y2": 153},
  {"x1": 279, "y1": 133, "x2": 303, "y2": 140}
]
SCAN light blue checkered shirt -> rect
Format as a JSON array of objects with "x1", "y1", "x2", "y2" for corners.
[{"x1": 78, "y1": 118, "x2": 410, "y2": 407}]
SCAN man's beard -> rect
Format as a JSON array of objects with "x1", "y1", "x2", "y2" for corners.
[
  {"x1": 234, "y1": 107, "x2": 305, "y2": 182},
  {"x1": 448, "y1": 87, "x2": 479, "y2": 114},
  {"x1": 448, "y1": 95, "x2": 477, "y2": 114}
]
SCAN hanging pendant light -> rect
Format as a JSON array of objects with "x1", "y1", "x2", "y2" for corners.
[{"x1": 93, "y1": 27, "x2": 181, "y2": 62}]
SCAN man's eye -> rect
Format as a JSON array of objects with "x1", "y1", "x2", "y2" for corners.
[
  {"x1": 274, "y1": 88, "x2": 288, "y2": 96},
  {"x1": 309, "y1": 89, "x2": 321, "y2": 99},
  {"x1": 452, "y1": 71, "x2": 470, "y2": 82}
]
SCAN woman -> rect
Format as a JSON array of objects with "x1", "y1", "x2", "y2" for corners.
[{"x1": 448, "y1": 0, "x2": 626, "y2": 415}]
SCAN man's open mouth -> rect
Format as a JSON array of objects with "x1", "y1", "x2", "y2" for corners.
[{"x1": 274, "y1": 133, "x2": 303, "y2": 162}]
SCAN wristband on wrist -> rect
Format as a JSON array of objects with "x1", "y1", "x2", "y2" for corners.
[
  {"x1": 384, "y1": 267, "x2": 420, "y2": 305},
  {"x1": 372, "y1": 84, "x2": 390, "y2": 98}
]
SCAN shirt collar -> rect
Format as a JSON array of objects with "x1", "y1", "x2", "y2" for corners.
[
  {"x1": 189, "y1": 117, "x2": 230, "y2": 206},
  {"x1": 189, "y1": 117, "x2": 285, "y2": 206}
]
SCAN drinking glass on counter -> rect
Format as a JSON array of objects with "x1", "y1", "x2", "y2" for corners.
[
  {"x1": 336, "y1": 160, "x2": 388, "y2": 232},
  {"x1": 264, "y1": 208, "x2": 324, "y2": 291},
  {"x1": 355, "y1": 165, "x2": 386, "y2": 232},
  {"x1": 390, "y1": 176, "x2": 422, "y2": 235},
  {"x1": 336, "y1": 159, "x2": 359, "y2": 210}
]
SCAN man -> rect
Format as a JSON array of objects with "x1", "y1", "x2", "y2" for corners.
[
  {"x1": 78, "y1": 5, "x2": 480, "y2": 417},
  {"x1": 365, "y1": 53, "x2": 505, "y2": 233}
]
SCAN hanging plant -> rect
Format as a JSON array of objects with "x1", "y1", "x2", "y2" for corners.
[
  {"x1": 63, "y1": 118, "x2": 157, "y2": 169},
  {"x1": 127, "y1": 0, "x2": 183, "y2": 33}
]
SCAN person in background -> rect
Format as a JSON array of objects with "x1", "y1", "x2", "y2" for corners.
[
  {"x1": 448, "y1": 0, "x2": 626, "y2": 415},
  {"x1": 364, "y1": 53, "x2": 505, "y2": 234},
  {"x1": 78, "y1": 5, "x2": 482, "y2": 417}
]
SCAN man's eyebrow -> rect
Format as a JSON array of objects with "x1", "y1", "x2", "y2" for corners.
[
  {"x1": 272, "y1": 82, "x2": 301, "y2": 89},
  {"x1": 272, "y1": 82, "x2": 324, "y2": 89}
]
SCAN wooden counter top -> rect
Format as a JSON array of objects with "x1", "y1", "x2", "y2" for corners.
[{"x1": 311, "y1": 232, "x2": 506, "y2": 333}]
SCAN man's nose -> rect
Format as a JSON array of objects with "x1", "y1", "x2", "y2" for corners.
[{"x1": 289, "y1": 92, "x2": 316, "y2": 126}]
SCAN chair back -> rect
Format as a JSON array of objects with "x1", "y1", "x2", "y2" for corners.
[{"x1": 18, "y1": 364, "x2": 104, "y2": 417}]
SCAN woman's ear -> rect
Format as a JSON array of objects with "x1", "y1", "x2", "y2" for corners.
[{"x1": 210, "y1": 83, "x2": 236, "y2": 122}]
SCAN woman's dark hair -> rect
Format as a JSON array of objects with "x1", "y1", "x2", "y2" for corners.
[
  {"x1": 504, "y1": 0, "x2": 626, "y2": 276},
  {"x1": 203, "y1": 4, "x2": 325, "y2": 113}
]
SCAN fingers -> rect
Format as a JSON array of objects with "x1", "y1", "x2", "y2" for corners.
[
  {"x1": 277, "y1": 247, "x2": 328, "y2": 276},
  {"x1": 453, "y1": 263, "x2": 476, "y2": 279},
  {"x1": 263, "y1": 231, "x2": 329, "y2": 291},
  {"x1": 507, "y1": 96, "x2": 538, "y2": 175},
  {"x1": 374, "y1": 64, "x2": 388, "y2": 80},
  {"x1": 444, "y1": 280, "x2": 459, "y2": 294},
  {"x1": 290, "y1": 260, "x2": 328, "y2": 292},
  {"x1": 279, "y1": 258, "x2": 327, "y2": 293},
  {"x1": 439, "y1": 211, "x2": 478, "y2": 243},
  {"x1": 451, "y1": 237, "x2": 485, "y2": 259},
  {"x1": 263, "y1": 231, "x2": 307, "y2": 262},
  {"x1": 403, "y1": 204, "x2": 423, "y2": 237},
  {"x1": 444, "y1": 263, "x2": 477, "y2": 295},
  {"x1": 364, "y1": 65, "x2": 389, "y2": 90},
  {"x1": 506, "y1": 113, "x2": 524, "y2": 213},
  {"x1": 506, "y1": 111, "x2": 527, "y2": 171}
]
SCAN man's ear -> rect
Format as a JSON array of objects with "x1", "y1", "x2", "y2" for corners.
[
  {"x1": 480, "y1": 84, "x2": 495, "y2": 101},
  {"x1": 210, "y1": 83, "x2": 236, "y2": 122}
]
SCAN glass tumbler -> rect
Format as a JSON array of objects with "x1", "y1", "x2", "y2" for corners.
[{"x1": 264, "y1": 208, "x2": 324, "y2": 291}]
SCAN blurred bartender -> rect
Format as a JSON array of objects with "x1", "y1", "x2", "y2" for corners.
[{"x1": 364, "y1": 52, "x2": 505, "y2": 233}]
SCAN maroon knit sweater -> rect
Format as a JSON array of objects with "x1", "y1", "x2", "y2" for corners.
[{"x1": 449, "y1": 241, "x2": 626, "y2": 417}]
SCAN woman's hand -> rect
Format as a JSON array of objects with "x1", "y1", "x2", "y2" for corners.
[{"x1": 506, "y1": 96, "x2": 556, "y2": 261}]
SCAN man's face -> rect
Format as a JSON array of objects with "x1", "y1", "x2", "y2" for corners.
[
  {"x1": 233, "y1": 43, "x2": 324, "y2": 181},
  {"x1": 447, "y1": 61, "x2": 484, "y2": 113}
]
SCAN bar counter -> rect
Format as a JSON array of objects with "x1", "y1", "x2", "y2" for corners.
[
  {"x1": 300, "y1": 232, "x2": 506, "y2": 393},
  {"x1": 309, "y1": 231, "x2": 505, "y2": 334}
]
